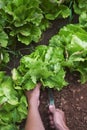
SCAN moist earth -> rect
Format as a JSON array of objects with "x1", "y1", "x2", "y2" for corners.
[{"x1": 39, "y1": 72, "x2": 87, "y2": 130}]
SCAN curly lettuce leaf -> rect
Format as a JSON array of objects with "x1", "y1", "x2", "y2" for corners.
[
  {"x1": 12, "y1": 45, "x2": 67, "y2": 90},
  {"x1": 49, "y1": 24, "x2": 87, "y2": 83},
  {"x1": 0, "y1": 72, "x2": 28, "y2": 129}
]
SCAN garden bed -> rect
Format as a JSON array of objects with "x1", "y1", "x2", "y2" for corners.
[
  {"x1": 1, "y1": 1, "x2": 87, "y2": 130},
  {"x1": 7, "y1": 16, "x2": 87, "y2": 130}
]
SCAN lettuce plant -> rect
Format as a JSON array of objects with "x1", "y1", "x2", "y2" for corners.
[
  {"x1": 40, "y1": 0, "x2": 70, "y2": 20},
  {"x1": 0, "y1": 0, "x2": 71, "y2": 46},
  {"x1": 12, "y1": 45, "x2": 68, "y2": 90},
  {"x1": 49, "y1": 24, "x2": 87, "y2": 83},
  {"x1": 1, "y1": 0, "x2": 43, "y2": 45},
  {"x1": 0, "y1": 71, "x2": 28, "y2": 129},
  {"x1": 73, "y1": 0, "x2": 87, "y2": 27},
  {"x1": 0, "y1": 26, "x2": 9, "y2": 68}
]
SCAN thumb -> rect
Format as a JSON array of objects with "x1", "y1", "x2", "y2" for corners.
[
  {"x1": 36, "y1": 82, "x2": 42, "y2": 89},
  {"x1": 49, "y1": 105, "x2": 56, "y2": 114}
]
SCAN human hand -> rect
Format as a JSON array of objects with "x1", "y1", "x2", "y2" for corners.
[
  {"x1": 49, "y1": 105, "x2": 69, "y2": 130},
  {"x1": 26, "y1": 83, "x2": 41, "y2": 109}
]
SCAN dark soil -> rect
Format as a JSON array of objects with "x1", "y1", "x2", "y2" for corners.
[
  {"x1": 39, "y1": 73, "x2": 87, "y2": 130},
  {"x1": 7, "y1": 15, "x2": 87, "y2": 130}
]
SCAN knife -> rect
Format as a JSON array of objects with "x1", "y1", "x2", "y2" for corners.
[{"x1": 48, "y1": 88, "x2": 55, "y2": 105}]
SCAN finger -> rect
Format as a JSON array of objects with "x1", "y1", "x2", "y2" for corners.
[
  {"x1": 49, "y1": 105, "x2": 56, "y2": 114},
  {"x1": 36, "y1": 82, "x2": 42, "y2": 88},
  {"x1": 49, "y1": 115, "x2": 53, "y2": 121},
  {"x1": 36, "y1": 82, "x2": 42, "y2": 87},
  {"x1": 48, "y1": 109, "x2": 53, "y2": 114},
  {"x1": 49, "y1": 119, "x2": 55, "y2": 127},
  {"x1": 50, "y1": 120, "x2": 54, "y2": 125},
  {"x1": 50, "y1": 125, "x2": 55, "y2": 129}
]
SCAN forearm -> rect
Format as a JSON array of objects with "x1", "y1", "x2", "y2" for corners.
[{"x1": 25, "y1": 106, "x2": 45, "y2": 130}]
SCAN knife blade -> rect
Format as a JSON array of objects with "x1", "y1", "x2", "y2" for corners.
[{"x1": 48, "y1": 88, "x2": 55, "y2": 105}]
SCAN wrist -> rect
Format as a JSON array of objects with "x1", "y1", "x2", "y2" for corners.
[
  {"x1": 28, "y1": 104, "x2": 39, "y2": 111},
  {"x1": 28, "y1": 99, "x2": 40, "y2": 108}
]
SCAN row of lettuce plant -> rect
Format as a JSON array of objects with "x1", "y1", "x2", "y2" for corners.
[
  {"x1": 0, "y1": 0, "x2": 71, "y2": 67},
  {"x1": 1, "y1": 23, "x2": 87, "y2": 129},
  {"x1": 1, "y1": 0, "x2": 86, "y2": 68},
  {"x1": 1, "y1": 0, "x2": 87, "y2": 67}
]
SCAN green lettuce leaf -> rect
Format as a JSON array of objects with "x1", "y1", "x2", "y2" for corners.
[
  {"x1": 49, "y1": 24, "x2": 87, "y2": 83},
  {"x1": 12, "y1": 45, "x2": 67, "y2": 90}
]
